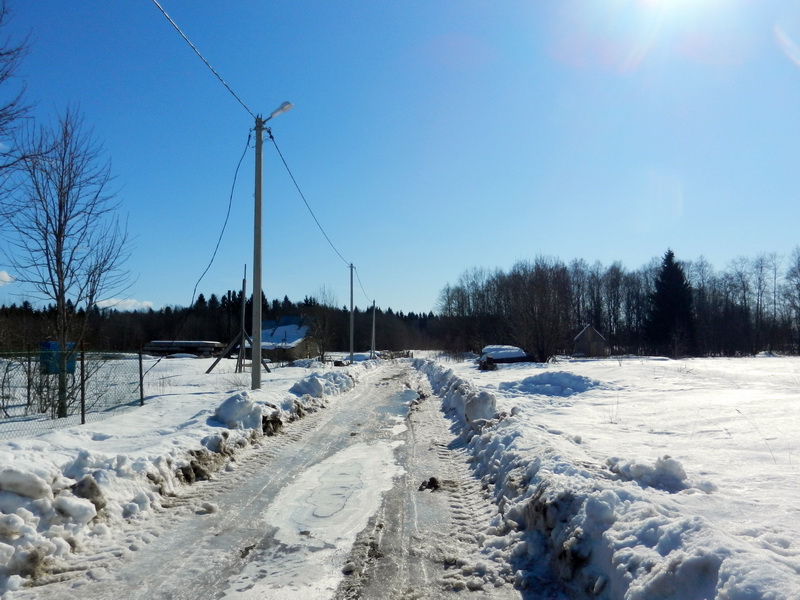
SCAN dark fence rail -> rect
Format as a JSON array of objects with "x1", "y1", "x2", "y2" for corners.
[{"x1": 0, "y1": 350, "x2": 143, "y2": 440}]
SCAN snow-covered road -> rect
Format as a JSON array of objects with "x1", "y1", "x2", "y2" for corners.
[{"x1": 11, "y1": 362, "x2": 521, "y2": 599}]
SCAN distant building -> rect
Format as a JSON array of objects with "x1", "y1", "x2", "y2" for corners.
[
  {"x1": 573, "y1": 325, "x2": 607, "y2": 357},
  {"x1": 143, "y1": 340, "x2": 224, "y2": 357},
  {"x1": 261, "y1": 316, "x2": 319, "y2": 363}
]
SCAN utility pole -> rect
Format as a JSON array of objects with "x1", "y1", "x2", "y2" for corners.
[
  {"x1": 250, "y1": 102, "x2": 292, "y2": 390},
  {"x1": 238, "y1": 266, "x2": 247, "y2": 372},
  {"x1": 252, "y1": 116, "x2": 264, "y2": 390},
  {"x1": 371, "y1": 300, "x2": 376, "y2": 359},
  {"x1": 349, "y1": 263, "x2": 355, "y2": 365}
]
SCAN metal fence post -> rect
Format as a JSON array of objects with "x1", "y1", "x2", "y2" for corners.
[
  {"x1": 138, "y1": 350, "x2": 144, "y2": 406},
  {"x1": 26, "y1": 353, "x2": 31, "y2": 409},
  {"x1": 80, "y1": 344, "x2": 86, "y2": 425}
]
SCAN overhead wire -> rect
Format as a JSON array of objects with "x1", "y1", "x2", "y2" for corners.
[
  {"x1": 150, "y1": 0, "x2": 256, "y2": 120},
  {"x1": 151, "y1": 1, "x2": 378, "y2": 313},
  {"x1": 144, "y1": 132, "x2": 251, "y2": 376},
  {"x1": 145, "y1": 2, "x2": 261, "y2": 375},
  {"x1": 191, "y1": 132, "x2": 251, "y2": 302},
  {"x1": 354, "y1": 266, "x2": 373, "y2": 306},
  {"x1": 266, "y1": 130, "x2": 351, "y2": 268},
  {"x1": 268, "y1": 130, "x2": 377, "y2": 306}
]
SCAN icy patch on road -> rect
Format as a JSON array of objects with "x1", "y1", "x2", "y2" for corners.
[{"x1": 222, "y1": 441, "x2": 403, "y2": 599}]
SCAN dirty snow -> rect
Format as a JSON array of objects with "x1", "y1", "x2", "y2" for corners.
[
  {"x1": 0, "y1": 357, "x2": 374, "y2": 594},
  {"x1": 2, "y1": 352, "x2": 800, "y2": 598}
]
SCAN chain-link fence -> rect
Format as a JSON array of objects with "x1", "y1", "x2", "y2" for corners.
[{"x1": 0, "y1": 350, "x2": 143, "y2": 440}]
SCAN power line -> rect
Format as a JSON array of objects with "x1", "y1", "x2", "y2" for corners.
[
  {"x1": 144, "y1": 132, "x2": 251, "y2": 376},
  {"x1": 267, "y1": 131, "x2": 377, "y2": 306},
  {"x1": 354, "y1": 266, "x2": 372, "y2": 305},
  {"x1": 150, "y1": 0, "x2": 256, "y2": 119},
  {"x1": 192, "y1": 132, "x2": 251, "y2": 296},
  {"x1": 150, "y1": 1, "x2": 376, "y2": 309},
  {"x1": 267, "y1": 129, "x2": 351, "y2": 267}
]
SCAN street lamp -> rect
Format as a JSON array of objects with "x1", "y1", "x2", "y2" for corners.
[{"x1": 252, "y1": 101, "x2": 293, "y2": 390}]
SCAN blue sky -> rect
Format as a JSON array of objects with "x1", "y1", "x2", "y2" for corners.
[{"x1": 1, "y1": 0, "x2": 799, "y2": 315}]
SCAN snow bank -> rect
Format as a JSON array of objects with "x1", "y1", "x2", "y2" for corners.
[
  {"x1": 289, "y1": 370, "x2": 356, "y2": 399},
  {"x1": 0, "y1": 358, "x2": 372, "y2": 593},
  {"x1": 213, "y1": 391, "x2": 264, "y2": 430},
  {"x1": 412, "y1": 359, "x2": 497, "y2": 430},
  {"x1": 413, "y1": 357, "x2": 800, "y2": 599}
]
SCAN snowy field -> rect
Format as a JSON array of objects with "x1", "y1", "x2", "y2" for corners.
[
  {"x1": 1, "y1": 352, "x2": 799, "y2": 598},
  {"x1": 419, "y1": 351, "x2": 800, "y2": 598}
]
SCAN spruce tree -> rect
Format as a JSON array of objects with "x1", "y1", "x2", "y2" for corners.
[{"x1": 646, "y1": 249, "x2": 695, "y2": 356}]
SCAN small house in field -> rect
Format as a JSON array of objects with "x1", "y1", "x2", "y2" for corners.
[
  {"x1": 261, "y1": 316, "x2": 319, "y2": 363},
  {"x1": 573, "y1": 325, "x2": 607, "y2": 357}
]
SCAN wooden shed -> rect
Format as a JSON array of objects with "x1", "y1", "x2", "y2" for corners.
[{"x1": 573, "y1": 325, "x2": 607, "y2": 357}]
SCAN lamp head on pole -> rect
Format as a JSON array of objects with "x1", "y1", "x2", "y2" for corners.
[{"x1": 267, "y1": 101, "x2": 293, "y2": 122}]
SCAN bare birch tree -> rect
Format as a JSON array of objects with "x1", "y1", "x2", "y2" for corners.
[{"x1": 1, "y1": 108, "x2": 129, "y2": 417}]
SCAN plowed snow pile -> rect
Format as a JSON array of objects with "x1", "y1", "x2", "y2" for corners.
[{"x1": 414, "y1": 354, "x2": 800, "y2": 598}]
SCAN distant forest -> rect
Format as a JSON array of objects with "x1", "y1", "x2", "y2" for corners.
[
  {"x1": 436, "y1": 249, "x2": 800, "y2": 359},
  {"x1": 2, "y1": 248, "x2": 800, "y2": 360},
  {"x1": 0, "y1": 291, "x2": 440, "y2": 354}
]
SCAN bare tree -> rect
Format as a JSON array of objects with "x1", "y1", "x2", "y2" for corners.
[
  {"x1": 785, "y1": 247, "x2": 800, "y2": 350},
  {"x1": 1, "y1": 108, "x2": 129, "y2": 417},
  {"x1": 307, "y1": 285, "x2": 338, "y2": 362},
  {"x1": 503, "y1": 257, "x2": 571, "y2": 362},
  {"x1": 0, "y1": 1, "x2": 29, "y2": 173}
]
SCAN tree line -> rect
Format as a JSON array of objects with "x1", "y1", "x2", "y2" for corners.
[
  {"x1": 5, "y1": 248, "x2": 800, "y2": 361},
  {"x1": 0, "y1": 292, "x2": 442, "y2": 355},
  {"x1": 436, "y1": 249, "x2": 800, "y2": 360}
]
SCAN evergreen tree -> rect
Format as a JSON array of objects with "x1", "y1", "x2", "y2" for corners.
[{"x1": 646, "y1": 249, "x2": 695, "y2": 356}]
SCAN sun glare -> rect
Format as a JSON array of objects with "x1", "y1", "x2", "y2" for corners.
[
  {"x1": 638, "y1": 0, "x2": 722, "y2": 18},
  {"x1": 640, "y1": 0, "x2": 698, "y2": 9}
]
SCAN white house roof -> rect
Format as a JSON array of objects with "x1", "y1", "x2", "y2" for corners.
[{"x1": 261, "y1": 323, "x2": 309, "y2": 350}]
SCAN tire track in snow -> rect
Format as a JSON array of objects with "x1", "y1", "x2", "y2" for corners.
[{"x1": 336, "y1": 369, "x2": 520, "y2": 599}]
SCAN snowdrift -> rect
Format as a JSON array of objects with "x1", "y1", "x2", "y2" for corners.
[
  {"x1": 414, "y1": 360, "x2": 497, "y2": 431},
  {"x1": 413, "y1": 357, "x2": 800, "y2": 599}
]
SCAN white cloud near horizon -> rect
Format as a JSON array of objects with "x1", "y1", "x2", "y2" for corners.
[
  {"x1": 0, "y1": 271, "x2": 14, "y2": 286},
  {"x1": 96, "y1": 298, "x2": 154, "y2": 311}
]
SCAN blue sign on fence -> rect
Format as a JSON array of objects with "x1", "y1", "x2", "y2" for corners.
[{"x1": 39, "y1": 342, "x2": 76, "y2": 375}]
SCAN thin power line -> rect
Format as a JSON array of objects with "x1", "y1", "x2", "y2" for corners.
[
  {"x1": 193, "y1": 132, "x2": 251, "y2": 295},
  {"x1": 144, "y1": 133, "x2": 251, "y2": 376},
  {"x1": 267, "y1": 129, "x2": 351, "y2": 267},
  {"x1": 150, "y1": 0, "x2": 256, "y2": 120},
  {"x1": 354, "y1": 266, "x2": 372, "y2": 304},
  {"x1": 268, "y1": 131, "x2": 375, "y2": 306}
]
